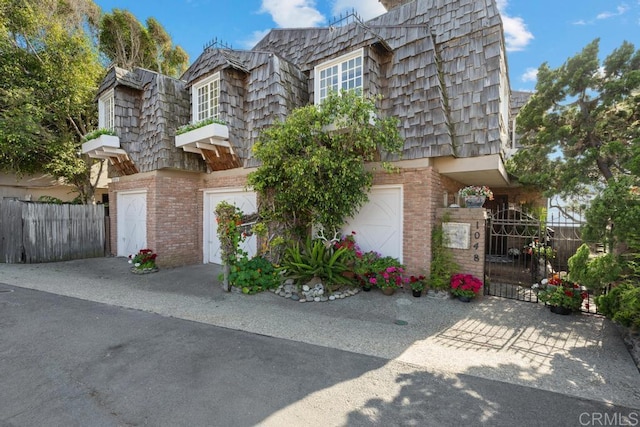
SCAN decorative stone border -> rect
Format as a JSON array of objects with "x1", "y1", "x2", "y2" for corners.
[
  {"x1": 131, "y1": 267, "x2": 159, "y2": 274},
  {"x1": 270, "y1": 281, "x2": 360, "y2": 302}
]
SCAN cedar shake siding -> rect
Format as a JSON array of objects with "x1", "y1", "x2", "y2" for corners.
[
  {"x1": 251, "y1": 0, "x2": 509, "y2": 161},
  {"x1": 98, "y1": 0, "x2": 541, "y2": 268},
  {"x1": 97, "y1": 67, "x2": 204, "y2": 177}
]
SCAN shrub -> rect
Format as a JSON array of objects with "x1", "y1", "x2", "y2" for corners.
[
  {"x1": 229, "y1": 255, "x2": 281, "y2": 294},
  {"x1": 430, "y1": 220, "x2": 459, "y2": 290},
  {"x1": 596, "y1": 283, "x2": 640, "y2": 329}
]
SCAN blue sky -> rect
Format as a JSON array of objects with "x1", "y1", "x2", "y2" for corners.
[{"x1": 93, "y1": 0, "x2": 640, "y2": 92}]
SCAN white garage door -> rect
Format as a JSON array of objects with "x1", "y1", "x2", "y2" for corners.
[
  {"x1": 204, "y1": 189, "x2": 257, "y2": 264},
  {"x1": 117, "y1": 191, "x2": 147, "y2": 257},
  {"x1": 343, "y1": 185, "x2": 403, "y2": 261}
]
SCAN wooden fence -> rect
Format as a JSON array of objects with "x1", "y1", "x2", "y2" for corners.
[{"x1": 0, "y1": 200, "x2": 105, "y2": 263}]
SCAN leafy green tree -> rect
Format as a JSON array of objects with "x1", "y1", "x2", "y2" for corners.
[
  {"x1": 508, "y1": 39, "x2": 640, "y2": 250},
  {"x1": 247, "y1": 91, "x2": 402, "y2": 240},
  {"x1": 0, "y1": 0, "x2": 104, "y2": 202},
  {"x1": 99, "y1": 10, "x2": 188, "y2": 77}
]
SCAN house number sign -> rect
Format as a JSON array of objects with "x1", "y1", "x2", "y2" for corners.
[
  {"x1": 442, "y1": 222, "x2": 470, "y2": 250},
  {"x1": 471, "y1": 220, "x2": 481, "y2": 262}
]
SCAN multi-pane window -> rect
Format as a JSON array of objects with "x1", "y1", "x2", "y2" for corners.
[
  {"x1": 98, "y1": 90, "x2": 114, "y2": 130},
  {"x1": 315, "y1": 49, "x2": 363, "y2": 104},
  {"x1": 193, "y1": 73, "x2": 220, "y2": 122}
]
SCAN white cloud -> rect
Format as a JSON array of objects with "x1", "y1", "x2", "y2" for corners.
[
  {"x1": 572, "y1": 19, "x2": 587, "y2": 25},
  {"x1": 521, "y1": 68, "x2": 538, "y2": 82},
  {"x1": 501, "y1": 15, "x2": 534, "y2": 52},
  {"x1": 596, "y1": 4, "x2": 629, "y2": 20},
  {"x1": 259, "y1": 0, "x2": 326, "y2": 28},
  {"x1": 240, "y1": 29, "x2": 271, "y2": 49},
  {"x1": 495, "y1": 0, "x2": 534, "y2": 52},
  {"x1": 331, "y1": 0, "x2": 387, "y2": 21}
]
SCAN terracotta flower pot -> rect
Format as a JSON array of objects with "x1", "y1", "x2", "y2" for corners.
[{"x1": 382, "y1": 287, "x2": 395, "y2": 296}]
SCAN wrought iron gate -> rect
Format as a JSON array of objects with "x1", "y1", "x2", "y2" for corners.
[{"x1": 484, "y1": 207, "x2": 586, "y2": 305}]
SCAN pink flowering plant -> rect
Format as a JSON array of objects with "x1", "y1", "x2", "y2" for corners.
[
  {"x1": 459, "y1": 185, "x2": 494, "y2": 200},
  {"x1": 450, "y1": 273, "x2": 483, "y2": 298},
  {"x1": 372, "y1": 265, "x2": 408, "y2": 290},
  {"x1": 355, "y1": 254, "x2": 408, "y2": 290},
  {"x1": 333, "y1": 231, "x2": 362, "y2": 267}
]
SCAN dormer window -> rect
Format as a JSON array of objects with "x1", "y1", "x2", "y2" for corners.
[
  {"x1": 193, "y1": 73, "x2": 220, "y2": 122},
  {"x1": 314, "y1": 48, "x2": 363, "y2": 104},
  {"x1": 98, "y1": 89, "x2": 114, "y2": 130}
]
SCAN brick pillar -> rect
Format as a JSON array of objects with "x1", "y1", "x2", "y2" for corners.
[{"x1": 436, "y1": 207, "x2": 489, "y2": 284}]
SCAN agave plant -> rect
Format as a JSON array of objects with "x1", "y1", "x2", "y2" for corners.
[{"x1": 281, "y1": 237, "x2": 353, "y2": 289}]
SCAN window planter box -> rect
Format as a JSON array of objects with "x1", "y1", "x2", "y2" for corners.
[
  {"x1": 175, "y1": 122, "x2": 230, "y2": 152},
  {"x1": 81, "y1": 134, "x2": 122, "y2": 158}
]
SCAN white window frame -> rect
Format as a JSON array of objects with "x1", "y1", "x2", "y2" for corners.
[
  {"x1": 314, "y1": 48, "x2": 364, "y2": 104},
  {"x1": 98, "y1": 89, "x2": 114, "y2": 130},
  {"x1": 192, "y1": 72, "x2": 220, "y2": 123}
]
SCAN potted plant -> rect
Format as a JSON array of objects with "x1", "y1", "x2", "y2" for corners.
[
  {"x1": 459, "y1": 185, "x2": 494, "y2": 208},
  {"x1": 450, "y1": 273, "x2": 483, "y2": 302},
  {"x1": 365, "y1": 256, "x2": 406, "y2": 295},
  {"x1": 128, "y1": 249, "x2": 158, "y2": 274},
  {"x1": 409, "y1": 275, "x2": 427, "y2": 297},
  {"x1": 372, "y1": 265, "x2": 407, "y2": 295},
  {"x1": 354, "y1": 250, "x2": 381, "y2": 291},
  {"x1": 537, "y1": 275, "x2": 587, "y2": 314}
]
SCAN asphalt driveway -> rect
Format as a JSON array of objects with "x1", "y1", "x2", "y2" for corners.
[
  {"x1": 1, "y1": 285, "x2": 638, "y2": 426},
  {"x1": 1, "y1": 257, "x2": 639, "y2": 413}
]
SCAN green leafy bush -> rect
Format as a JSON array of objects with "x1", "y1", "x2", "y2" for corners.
[
  {"x1": 596, "y1": 283, "x2": 640, "y2": 329},
  {"x1": 247, "y1": 90, "x2": 402, "y2": 239},
  {"x1": 229, "y1": 255, "x2": 281, "y2": 294},
  {"x1": 568, "y1": 244, "x2": 621, "y2": 292}
]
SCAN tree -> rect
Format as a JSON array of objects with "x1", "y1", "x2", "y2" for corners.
[
  {"x1": 508, "y1": 39, "x2": 640, "y2": 249},
  {"x1": 0, "y1": 0, "x2": 105, "y2": 202},
  {"x1": 247, "y1": 91, "x2": 403, "y2": 240},
  {"x1": 99, "y1": 10, "x2": 188, "y2": 78}
]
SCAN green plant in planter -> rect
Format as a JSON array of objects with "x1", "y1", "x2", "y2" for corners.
[
  {"x1": 353, "y1": 250, "x2": 381, "y2": 288},
  {"x1": 537, "y1": 276, "x2": 587, "y2": 311},
  {"x1": 128, "y1": 248, "x2": 158, "y2": 271},
  {"x1": 229, "y1": 255, "x2": 281, "y2": 294},
  {"x1": 281, "y1": 237, "x2": 353, "y2": 290},
  {"x1": 409, "y1": 275, "x2": 427, "y2": 292},
  {"x1": 176, "y1": 117, "x2": 227, "y2": 135},
  {"x1": 370, "y1": 265, "x2": 407, "y2": 290},
  {"x1": 83, "y1": 128, "x2": 116, "y2": 141}
]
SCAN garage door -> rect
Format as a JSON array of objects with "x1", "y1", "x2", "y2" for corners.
[
  {"x1": 204, "y1": 189, "x2": 257, "y2": 264},
  {"x1": 117, "y1": 191, "x2": 147, "y2": 257},
  {"x1": 343, "y1": 185, "x2": 403, "y2": 261}
]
